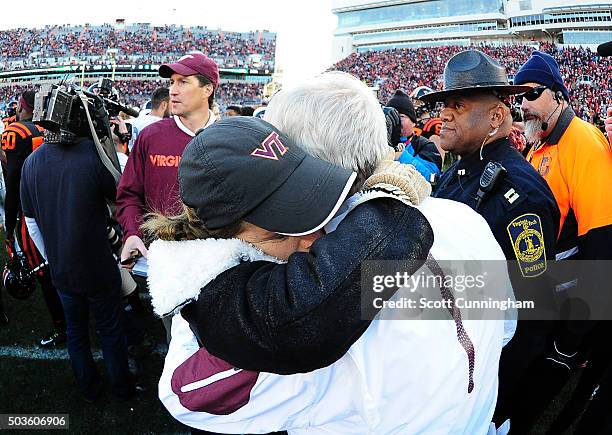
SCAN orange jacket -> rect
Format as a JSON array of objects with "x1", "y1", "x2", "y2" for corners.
[{"x1": 527, "y1": 108, "x2": 612, "y2": 260}]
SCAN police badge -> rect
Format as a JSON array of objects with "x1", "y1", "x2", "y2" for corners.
[{"x1": 507, "y1": 213, "x2": 547, "y2": 277}]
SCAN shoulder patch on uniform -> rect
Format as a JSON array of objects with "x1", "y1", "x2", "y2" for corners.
[{"x1": 507, "y1": 213, "x2": 547, "y2": 277}]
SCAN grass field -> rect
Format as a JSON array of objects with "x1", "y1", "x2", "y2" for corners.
[{"x1": 0, "y1": 232, "x2": 188, "y2": 434}]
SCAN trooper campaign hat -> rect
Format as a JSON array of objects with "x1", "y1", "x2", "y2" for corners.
[{"x1": 421, "y1": 50, "x2": 532, "y2": 103}]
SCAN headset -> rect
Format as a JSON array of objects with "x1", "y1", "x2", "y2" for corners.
[
  {"x1": 542, "y1": 90, "x2": 563, "y2": 131},
  {"x1": 531, "y1": 53, "x2": 565, "y2": 131}
]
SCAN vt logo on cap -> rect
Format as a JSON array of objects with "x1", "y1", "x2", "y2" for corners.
[
  {"x1": 179, "y1": 117, "x2": 356, "y2": 236},
  {"x1": 251, "y1": 131, "x2": 288, "y2": 161}
]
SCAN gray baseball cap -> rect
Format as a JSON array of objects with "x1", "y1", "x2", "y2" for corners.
[{"x1": 179, "y1": 117, "x2": 356, "y2": 236}]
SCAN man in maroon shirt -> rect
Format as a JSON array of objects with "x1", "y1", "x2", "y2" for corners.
[{"x1": 117, "y1": 53, "x2": 219, "y2": 264}]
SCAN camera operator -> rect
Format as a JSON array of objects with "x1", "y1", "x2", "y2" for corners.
[
  {"x1": 1, "y1": 90, "x2": 66, "y2": 346},
  {"x1": 110, "y1": 117, "x2": 131, "y2": 171},
  {"x1": 20, "y1": 85, "x2": 135, "y2": 402}
]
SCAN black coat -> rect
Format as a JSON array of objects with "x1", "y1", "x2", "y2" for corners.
[{"x1": 181, "y1": 197, "x2": 434, "y2": 374}]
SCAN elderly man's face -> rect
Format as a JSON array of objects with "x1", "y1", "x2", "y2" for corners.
[{"x1": 439, "y1": 94, "x2": 492, "y2": 156}]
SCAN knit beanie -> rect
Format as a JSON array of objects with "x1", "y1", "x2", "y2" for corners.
[
  {"x1": 514, "y1": 51, "x2": 569, "y2": 101},
  {"x1": 387, "y1": 90, "x2": 417, "y2": 123},
  {"x1": 19, "y1": 90, "x2": 36, "y2": 113}
]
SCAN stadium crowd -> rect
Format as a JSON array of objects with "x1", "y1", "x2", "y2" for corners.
[
  {"x1": 0, "y1": 23, "x2": 276, "y2": 71},
  {"x1": 1, "y1": 36, "x2": 612, "y2": 435},
  {"x1": 333, "y1": 42, "x2": 611, "y2": 125},
  {"x1": 0, "y1": 80, "x2": 264, "y2": 108},
  {"x1": 3, "y1": 42, "x2": 607, "y2": 126}
]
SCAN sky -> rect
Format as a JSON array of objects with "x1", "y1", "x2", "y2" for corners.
[{"x1": 2, "y1": 0, "x2": 339, "y2": 88}]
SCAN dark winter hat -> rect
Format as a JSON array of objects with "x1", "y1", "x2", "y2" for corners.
[
  {"x1": 513, "y1": 51, "x2": 569, "y2": 101},
  {"x1": 19, "y1": 90, "x2": 36, "y2": 113},
  {"x1": 179, "y1": 117, "x2": 356, "y2": 236},
  {"x1": 387, "y1": 90, "x2": 417, "y2": 123}
]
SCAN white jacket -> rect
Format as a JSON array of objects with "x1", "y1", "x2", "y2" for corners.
[{"x1": 149, "y1": 195, "x2": 515, "y2": 434}]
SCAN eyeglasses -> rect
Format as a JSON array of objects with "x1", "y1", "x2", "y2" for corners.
[{"x1": 515, "y1": 86, "x2": 548, "y2": 104}]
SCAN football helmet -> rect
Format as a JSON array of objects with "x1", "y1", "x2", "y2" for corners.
[
  {"x1": 6, "y1": 99, "x2": 18, "y2": 118},
  {"x1": 2, "y1": 253, "x2": 36, "y2": 300},
  {"x1": 410, "y1": 86, "x2": 435, "y2": 118}
]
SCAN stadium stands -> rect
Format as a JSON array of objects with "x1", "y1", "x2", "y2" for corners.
[
  {"x1": 0, "y1": 24, "x2": 609, "y2": 124},
  {"x1": 0, "y1": 80, "x2": 264, "y2": 109},
  {"x1": 0, "y1": 23, "x2": 273, "y2": 109},
  {"x1": 332, "y1": 43, "x2": 611, "y2": 123},
  {"x1": 0, "y1": 23, "x2": 276, "y2": 71}
]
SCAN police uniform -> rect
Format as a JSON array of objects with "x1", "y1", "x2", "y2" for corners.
[
  {"x1": 433, "y1": 136, "x2": 560, "y2": 433},
  {"x1": 422, "y1": 50, "x2": 562, "y2": 430},
  {"x1": 434, "y1": 137, "x2": 559, "y2": 267}
]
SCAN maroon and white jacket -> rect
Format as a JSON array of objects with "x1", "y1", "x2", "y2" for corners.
[{"x1": 148, "y1": 194, "x2": 515, "y2": 434}]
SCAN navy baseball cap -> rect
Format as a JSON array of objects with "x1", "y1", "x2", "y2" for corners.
[{"x1": 179, "y1": 117, "x2": 357, "y2": 236}]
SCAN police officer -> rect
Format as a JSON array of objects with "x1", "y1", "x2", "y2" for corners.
[{"x1": 424, "y1": 50, "x2": 561, "y2": 431}]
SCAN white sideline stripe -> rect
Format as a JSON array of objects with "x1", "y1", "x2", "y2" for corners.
[
  {"x1": 0, "y1": 344, "x2": 168, "y2": 361},
  {"x1": 181, "y1": 368, "x2": 243, "y2": 393}
]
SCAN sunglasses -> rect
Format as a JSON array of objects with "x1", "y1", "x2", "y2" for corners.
[{"x1": 515, "y1": 86, "x2": 548, "y2": 104}]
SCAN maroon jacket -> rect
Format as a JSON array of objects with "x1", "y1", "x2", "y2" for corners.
[{"x1": 116, "y1": 115, "x2": 212, "y2": 240}]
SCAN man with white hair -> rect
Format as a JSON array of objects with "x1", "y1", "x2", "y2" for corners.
[{"x1": 153, "y1": 71, "x2": 516, "y2": 434}]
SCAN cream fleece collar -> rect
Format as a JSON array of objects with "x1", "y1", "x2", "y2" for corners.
[{"x1": 147, "y1": 238, "x2": 282, "y2": 317}]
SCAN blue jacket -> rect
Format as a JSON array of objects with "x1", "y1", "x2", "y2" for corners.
[{"x1": 398, "y1": 134, "x2": 442, "y2": 181}]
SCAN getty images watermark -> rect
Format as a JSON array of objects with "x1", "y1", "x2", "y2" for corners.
[
  {"x1": 371, "y1": 270, "x2": 531, "y2": 312},
  {"x1": 360, "y1": 260, "x2": 612, "y2": 321}
]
